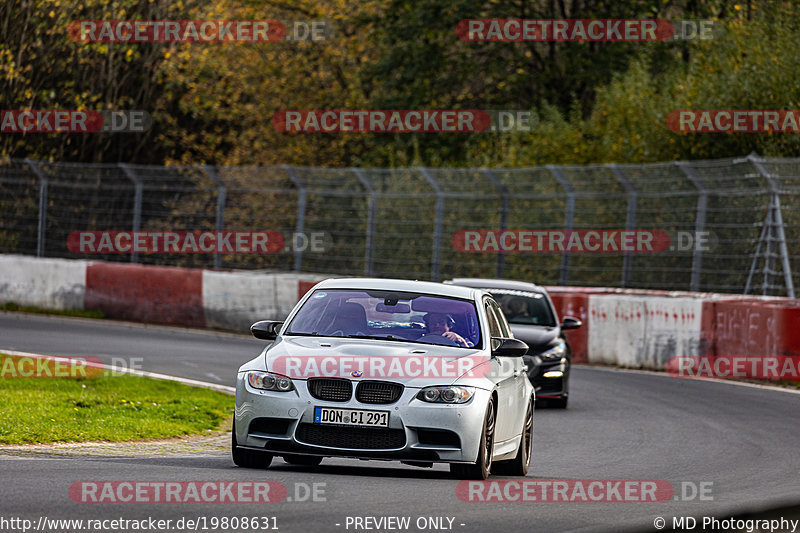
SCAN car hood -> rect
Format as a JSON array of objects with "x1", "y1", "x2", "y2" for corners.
[
  {"x1": 263, "y1": 336, "x2": 491, "y2": 388},
  {"x1": 508, "y1": 325, "x2": 560, "y2": 354}
]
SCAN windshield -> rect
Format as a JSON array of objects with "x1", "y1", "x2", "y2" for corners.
[
  {"x1": 285, "y1": 289, "x2": 481, "y2": 348},
  {"x1": 489, "y1": 289, "x2": 557, "y2": 327}
]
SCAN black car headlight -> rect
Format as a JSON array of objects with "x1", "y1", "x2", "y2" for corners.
[
  {"x1": 417, "y1": 386, "x2": 474, "y2": 404},
  {"x1": 539, "y1": 342, "x2": 566, "y2": 360},
  {"x1": 247, "y1": 371, "x2": 295, "y2": 392}
]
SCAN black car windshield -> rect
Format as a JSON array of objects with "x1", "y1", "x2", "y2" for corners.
[
  {"x1": 285, "y1": 289, "x2": 481, "y2": 348},
  {"x1": 489, "y1": 289, "x2": 557, "y2": 327}
]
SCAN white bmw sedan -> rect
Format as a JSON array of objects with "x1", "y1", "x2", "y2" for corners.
[{"x1": 232, "y1": 278, "x2": 534, "y2": 479}]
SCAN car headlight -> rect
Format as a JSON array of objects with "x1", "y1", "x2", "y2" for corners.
[
  {"x1": 416, "y1": 386, "x2": 474, "y2": 404},
  {"x1": 247, "y1": 371, "x2": 295, "y2": 392},
  {"x1": 540, "y1": 342, "x2": 566, "y2": 360}
]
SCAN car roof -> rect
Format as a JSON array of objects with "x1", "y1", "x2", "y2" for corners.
[
  {"x1": 445, "y1": 278, "x2": 547, "y2": 294},
  {"x1": 312, "y1": 277, "x2": 484, "y2": 300}
]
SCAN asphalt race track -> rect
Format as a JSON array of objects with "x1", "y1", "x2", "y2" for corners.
[{"x1": 2, "y1": 312, "x2": 800, "y2": 533}]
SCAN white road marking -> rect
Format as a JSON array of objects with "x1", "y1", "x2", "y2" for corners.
[{"x1": 0, "y1": 348, "x2": 235, "y2": 394}]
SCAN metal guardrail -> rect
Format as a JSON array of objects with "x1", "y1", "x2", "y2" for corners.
[{"x1": 0, "y1": 154, "x2": 796, "y2": 296}]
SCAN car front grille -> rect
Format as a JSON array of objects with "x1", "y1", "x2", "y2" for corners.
[
  {"x1": 307, "y1": 378, "x2": 352, "y2": 402},
  {"x1": 355, "y1": 381, "x2": 403, "y2": 404},
  {"x1": 535, "y1": 376, "x2": 564, "y2": 393},
  {"x1": 296, "y1": 423, "x2": 406, "y2": 450}
]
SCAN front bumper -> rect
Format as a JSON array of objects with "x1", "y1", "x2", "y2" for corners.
[
  {"x1": 524, "y1": 355, "x2": 569, "y2": 399},
  {"x1": 234, "y1": 374, "x2": 492, "y2": 463}
]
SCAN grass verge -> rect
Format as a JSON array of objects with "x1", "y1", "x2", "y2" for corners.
[
  {"x1": 0, "y1": 353, "x2": 232, "y2": 444},
  {"x1": 2, "y1": 301, "x2": 105, "y2": 319}
]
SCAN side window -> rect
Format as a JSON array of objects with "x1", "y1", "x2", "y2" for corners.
[
  {"x1": 484, "y1": 300, "x2": 503, "y2": 338},
  {"x1": 489, "y1": 300, "x2": 513, "y2": 337}
]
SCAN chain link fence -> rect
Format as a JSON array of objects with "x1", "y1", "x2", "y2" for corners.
[{"x1": 1, "y1": 154, "x2": 797, "y2": 296}]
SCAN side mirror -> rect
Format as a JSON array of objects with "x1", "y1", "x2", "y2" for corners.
[
  {"x1": 560, "y1": 316, "x2": 582, "y2": 330},
  {"x1": 250, "y1": 320, "x2": 283, "y2": 340},
  {"x1": 491, "y1": 337, "x2": 529, "y2": 357}
]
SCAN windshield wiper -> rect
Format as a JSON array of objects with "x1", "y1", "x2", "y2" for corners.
[
  {"x1": 346, "y1": 334, "x2": 417, "y2": 343},
  {"x1": 282, "y1": 331, "x2": 319, "y2": 336}
]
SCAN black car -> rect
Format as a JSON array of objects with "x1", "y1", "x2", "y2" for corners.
[{"x1": 444, "y1": 278, "x2": 581, "y2": 408}]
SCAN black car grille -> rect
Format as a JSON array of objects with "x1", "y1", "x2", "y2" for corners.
[
  {"x1": 535, "y1": 376, "x2": 564, "y2": 393},
  {"x1": 296, "y1": 423, "x2": 406, "y2": 449},
  {"x1": 307, "y1": 378, "x2": 352, "y2": 402},
  {"x1": 355, "y1": 381, "x2": 403, "y2": 404}
]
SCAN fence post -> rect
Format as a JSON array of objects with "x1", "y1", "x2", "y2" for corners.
[
  {"x1": 202, "y1": 165, "x2": 226, "y2": 270},
  {"x1": 418, "y1": 167, "x2": 444, "y2": 282},
  {"x1": 748, "y1": 154, "x2": 794, "y2": 297},
  {"x1": 764, "y1": 200, "x2": 779, "y2": 295},
  {"x1": 25, "y1": 159, "x2": 48, "y2": 258},
  {"x1": 118, "y1": 164, "x2": 143, "y2": 264},
  {"x1": 283, "y1": 165, "x2": 306, "y2": 272},
  {"x1": 546, "y1": 165, "x2": 574, "y2": 286},
  {"x1": 481, "y1": 169, "x2": 508, "y2": 278},
  {"x1": 744, "y1": 212, "x2": 769, "y2": 296},
  {"x1": 676, "y1": 161, "x2": 707, "y2": 293},
  {"x1": 352, "y1": 168, "x2": 376, "y2": 277},
  {"x1": 608, "y1": 164, "x2": 637, "y2": 287}
]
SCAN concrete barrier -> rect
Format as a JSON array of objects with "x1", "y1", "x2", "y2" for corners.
[
  {"x1": 702, "y1": 298, "x2": 800, "y2": 358},
  {"x1": 85, "y1": 262, "x2": 204, "y2": 327},
  {"x1": 0, "y1": 255, "x2": 325, "y2": 330},
  {"x1": 1, "y1": 255, "x2": 798, "y2": 376},
  {"x1": 546, "y1": 289, "x2": 590, "y2": 364},
  {"x1": 203, "y1": 271, "x2": 327, "y2": 330},
  {"x1": 547, "y1": 286, "x2": 797, "y2": 370},
  {"x1": 298, "y1": 279, "x2": 321, "y2": 301},
  {"x1": 586, "y1": 294, "x2": 703, "y2": 369},
  {"x1": 0, "y1": 255, "x2": 86, "y2": 310}
]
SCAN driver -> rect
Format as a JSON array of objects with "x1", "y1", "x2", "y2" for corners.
[
  {"x1": 423, "y1": 313, "x2": 471, "y2": 347},
  {"x1": 508, "y1": 297, "x2": 530, "y2": 318}
]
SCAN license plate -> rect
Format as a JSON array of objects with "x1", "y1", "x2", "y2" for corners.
[{"x1": 313, "y1": 407, "x2": 389, "y2": 427}]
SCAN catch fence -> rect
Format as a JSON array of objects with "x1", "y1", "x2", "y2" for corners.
[{"x1": 1, "y1": 154, "x2": 797, "y2": 296}]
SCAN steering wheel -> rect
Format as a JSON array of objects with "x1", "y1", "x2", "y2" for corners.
[{"x1": 423, "y1": 334, "x2": 460, "y2": 347}]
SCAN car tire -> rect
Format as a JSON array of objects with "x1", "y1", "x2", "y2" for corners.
[
  {"x1": 492, "y1": 397, "x2": 533, "y2": 477},
  {"x1": 283, "y1": 455, "x2": 324, "y2": 466},
  {"x1": 450, "y1": 399, "x2": 495, "y2": 480},
  {"x1": 231, "y1": 423, "x2": 273, "y2": 469}
]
